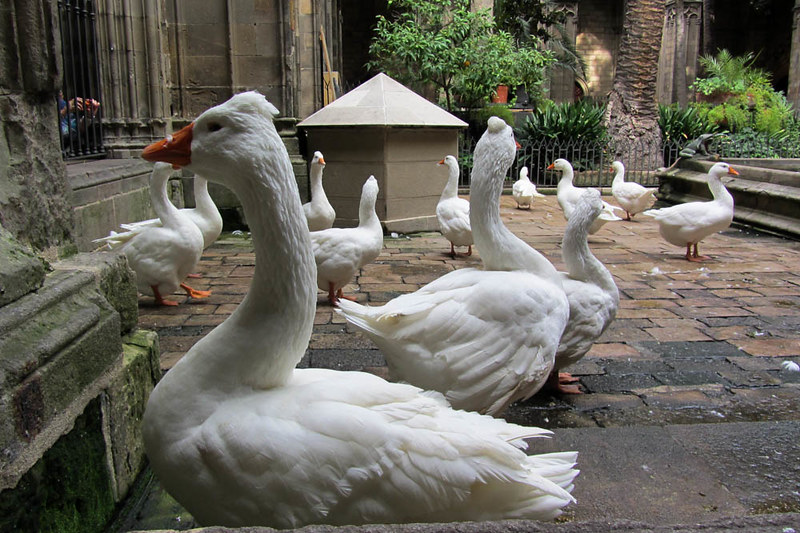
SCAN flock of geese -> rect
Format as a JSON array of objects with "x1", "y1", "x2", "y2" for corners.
[{"x1": 97, "y1": 91, "x2": 737, "y2": 528}]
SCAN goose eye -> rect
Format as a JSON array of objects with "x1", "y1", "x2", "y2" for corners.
[{"x1": 208, "y1": 122, "x2": 223, "y2": 132}]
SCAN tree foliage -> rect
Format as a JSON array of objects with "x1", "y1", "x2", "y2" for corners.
[{"x1": 367, "y1": 0, "x2": 554, "y2": 110}]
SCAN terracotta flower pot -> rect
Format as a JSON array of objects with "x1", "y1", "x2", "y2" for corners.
[{"x1": 491, "y1": 84, "x2": 509, "y2": 104}]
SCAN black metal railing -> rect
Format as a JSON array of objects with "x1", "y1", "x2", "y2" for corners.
[
  {"x1": 458, "y1": 135, "x2": 681, "y2": 188},
  {"x1": 57, "y1": 0, "x2": 105, "y2": 160}
]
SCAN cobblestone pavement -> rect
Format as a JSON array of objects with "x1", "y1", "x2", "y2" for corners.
[
  {"x1": 138, "y1": 194, "x2": 800, "y2": 427},
  {"x1": 131, "y1": 193, "x2": 800, "y2": 530}
]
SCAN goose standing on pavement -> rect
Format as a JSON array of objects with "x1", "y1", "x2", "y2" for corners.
[
  {"x1": 436, "y1": 155, "x2": 473, "y2": 257},
  {"x1": 550, "y1": 188, "x2": 619, "y2": 394},
  {"x1": 303, "y1": 151, "x2": 336, "y2": 231},
  {"x1": 512, "y1": 166, "x2": 545, "y2": 209},
  {"x1": 337, "y1": 117, "x2": 570, "y2": 416},
  {"x1": 642, "y1": 162, "x2": 737, "y2": 261}
]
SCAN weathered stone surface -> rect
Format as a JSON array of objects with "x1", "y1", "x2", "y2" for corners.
[
  {"x1": 0, "y1": 227, "x2": 46, "y2": 306},
  {"x1": 0, "y1": 270, "x2": 122, "y2": 483},
  {"x1": 53, "y1": 251, "x2": 138, "y2": 333},
  {"x1": 0, "y1": 93, "x2": 74, "y2": 252},
  {"x1": 105, "y1": 329, "x2": 161, "y2": 500}
]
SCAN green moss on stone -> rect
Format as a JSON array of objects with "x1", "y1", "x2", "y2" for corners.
[{"x1": 0, "y1": 399, "x2": 115, "y2": 533}]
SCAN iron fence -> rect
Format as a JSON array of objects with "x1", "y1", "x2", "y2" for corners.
[
  {"x1": 458, "y1": 134, "x2": 682, "y2": 189},
  {"x1": 57, "y1": 0, "x2": 105, "y2": 160}
]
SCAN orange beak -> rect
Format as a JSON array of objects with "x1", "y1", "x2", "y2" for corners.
[
  {"x1": 547, "y1": 163, "x2": 555, "y2": 170},
  {"x1": 318, "y1": 156, "x2": 326, "y2": 165},
  {"x1": 728, "y1": 166, "x2": 739, "y2": 176},
  {"x1": 438, "y1": 159, "x2": 446, "y2": 165},
  {"x1": 515, "y1": 141, "x2": 521, "y2": 150},
  {"x1": 142, "y1": 123, "x2": 194, "y2": 168}
]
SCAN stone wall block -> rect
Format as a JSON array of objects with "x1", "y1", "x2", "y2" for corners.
[
  {"x1": 53, "y1": 251, "x2": 139, "y2": 334},
  {"x1": 0, "y1": 271, "x2": 122, "y2": 470},
  {"x1": 0, "y1": 228, "x2": 46, "y2": 307}
]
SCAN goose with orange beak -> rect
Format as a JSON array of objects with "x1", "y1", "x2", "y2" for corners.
[{"x1": 643, "y1": 162, "x2": 738, "y2": 261}]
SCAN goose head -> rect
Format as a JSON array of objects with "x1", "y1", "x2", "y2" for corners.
[
  {"x1": 708, "y1": 162, "x2": 739, "y2": 181},
  {"x1": 312, "y1": 151, "x2": 326, "y2": 168},
  {"x1": 142, "y1": 91, "x2": 281, "y2": 195},
  {"x1": 547, "y1": 158, "x2": 574, "y2": 179},
  {"x1": 472, "y1": 117, "x2": 518, "y2": 184},
  {"x1": 610, "y1": 161, "x2": 624, "y2": 175},
  {"x1": 361, "y1": 175, "x2": 379, "y2": 207},
  {"x1": 519, "y1": 167, "x2": 529, "y2": 180},
  {"x1": 438, "y1": 154, "x2": 458, "y2": 168}
]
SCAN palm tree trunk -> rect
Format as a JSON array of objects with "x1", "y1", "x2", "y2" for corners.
[{"x1": 604, "y1": 0, "x2": 665, "y2": 169}]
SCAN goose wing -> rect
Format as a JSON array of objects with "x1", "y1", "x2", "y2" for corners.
[
  {"x1": 436, "y1": 198, "x2": 471, "y2": 239},
  {"x1": 179, "y1": 370, "x2": 576, "y2": 527},
  {"x1": 337, "y1": 269, "x2": 569, "y2": 415}
]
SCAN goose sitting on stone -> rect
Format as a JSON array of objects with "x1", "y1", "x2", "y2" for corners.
[{"x1": 140, "y1": 92, "x2": 578, "y2": 528}]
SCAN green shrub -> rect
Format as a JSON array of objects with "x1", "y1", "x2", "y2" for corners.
[
  {"x1": 690, "y1": 49, "x2": 795, "y2": 136},
  {"x1": 691, "y1": 50, "x2": 769, "y2": 97},
  {"x1": 658, "y1": 104, "x2": 720, "y2": 143},
  {"x1": 516, "y1": 99, "x2": 606, "y2": 143}
]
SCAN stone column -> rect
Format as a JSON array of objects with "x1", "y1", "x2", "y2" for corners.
[
  {"x1": 548, "y1": 2, "x2": 579, "y2": 104},
  {"x1": 0, "y1": 0, "x2": 74, "y2": 253},
  {"x1": 657, "y1": 0, "x2": 702, "y2": 105},
  {"x1": 788, "y1": 0, "x2": 800, "y2": 116}
]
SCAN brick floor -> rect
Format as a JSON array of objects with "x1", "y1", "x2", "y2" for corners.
[{"x1": 137, "y1": 194, "x2": 800, "y2": 427}]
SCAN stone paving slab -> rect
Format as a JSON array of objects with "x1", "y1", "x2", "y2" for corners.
[{"x1": 130, "y1": 194, "x2": 800, "y2": 530}]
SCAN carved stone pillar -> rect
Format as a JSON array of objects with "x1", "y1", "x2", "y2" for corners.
[
  {"x1": 548, "y1": 1, "x2": 579, "y2": 104},
  {"x1": 657, "y1": 0, "x2": 702, "y2": 105}
]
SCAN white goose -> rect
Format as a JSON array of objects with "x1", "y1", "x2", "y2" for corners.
[
  {"x1": 310, "y1": 176, "x2": 383, "y2": 304},
  {"x1": 303, "y1": 151, "x2": 336, "y2": 231},
  {"x1": 110, "y1": 163, "x2": 210, "y2": 306},
  {"x1": 610, "y1": 161, "x2": 656, "y2": 220},
  {"x1": 337, "y1": 117, "x2": 570, "y2": 416},
  {"x1": 642, "y1": 162, "x2": 738, "y2": 261},
  {"x1": 96, "y1": 174, "x2": 223, "y2": 251},
  {"x1": 549, "y1": 158, "x2": 622, "y2": 234},
  {"x1": 512, "y1": 166, "x2": 544, "y2": 209},
  {"x1": 550, "y1": 188, "x2": 619, "y2": 394},
  {"x1": 140, "y1": 93, "x2": 577, "y2": 528},
  {"x1": 436, "y1": 155, "x2": 473, "y2": 257}
]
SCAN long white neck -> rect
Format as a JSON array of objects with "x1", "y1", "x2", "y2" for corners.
[
  {"x1": 611, "y1": 167, "x2": 625, "y2": 187},
  {"x1": 439, "y1": 161, "x2": 460, "y2": 201},
  {"x1": 193, "y1": 176, "x2": 217, "y2": 217},
  {"x1": 562, "y1": 208, "x2": 619, "y2": 302},
  {"x1": 151, "y1": 167, "x2": 182, "y2": 228},
  {"x1": 169, "y1": 137, "x2": 316, "y2": 394},
  {"x1": 470, "y1": 147, "x2": 560, "y2": 281},
  {"x1": 359, "y1": 189, "x2": 381, "y2": 230},
  {"x1": 557, "y1": 166, "x2": 575, "y2": 195},
  {"x1": 310, "y1": 164, "x2": 328, "y2": 206},
  {"x1": 708, "y1": 174, "x2": 734, "y2": 209}
]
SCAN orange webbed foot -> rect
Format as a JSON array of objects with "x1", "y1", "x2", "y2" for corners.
[
  {"x1": 151, "y1": 285, "x2": 180, "y2": 306},
  {"x1": 180, "y1": 283, "x2": 212, "y2": 299}
]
